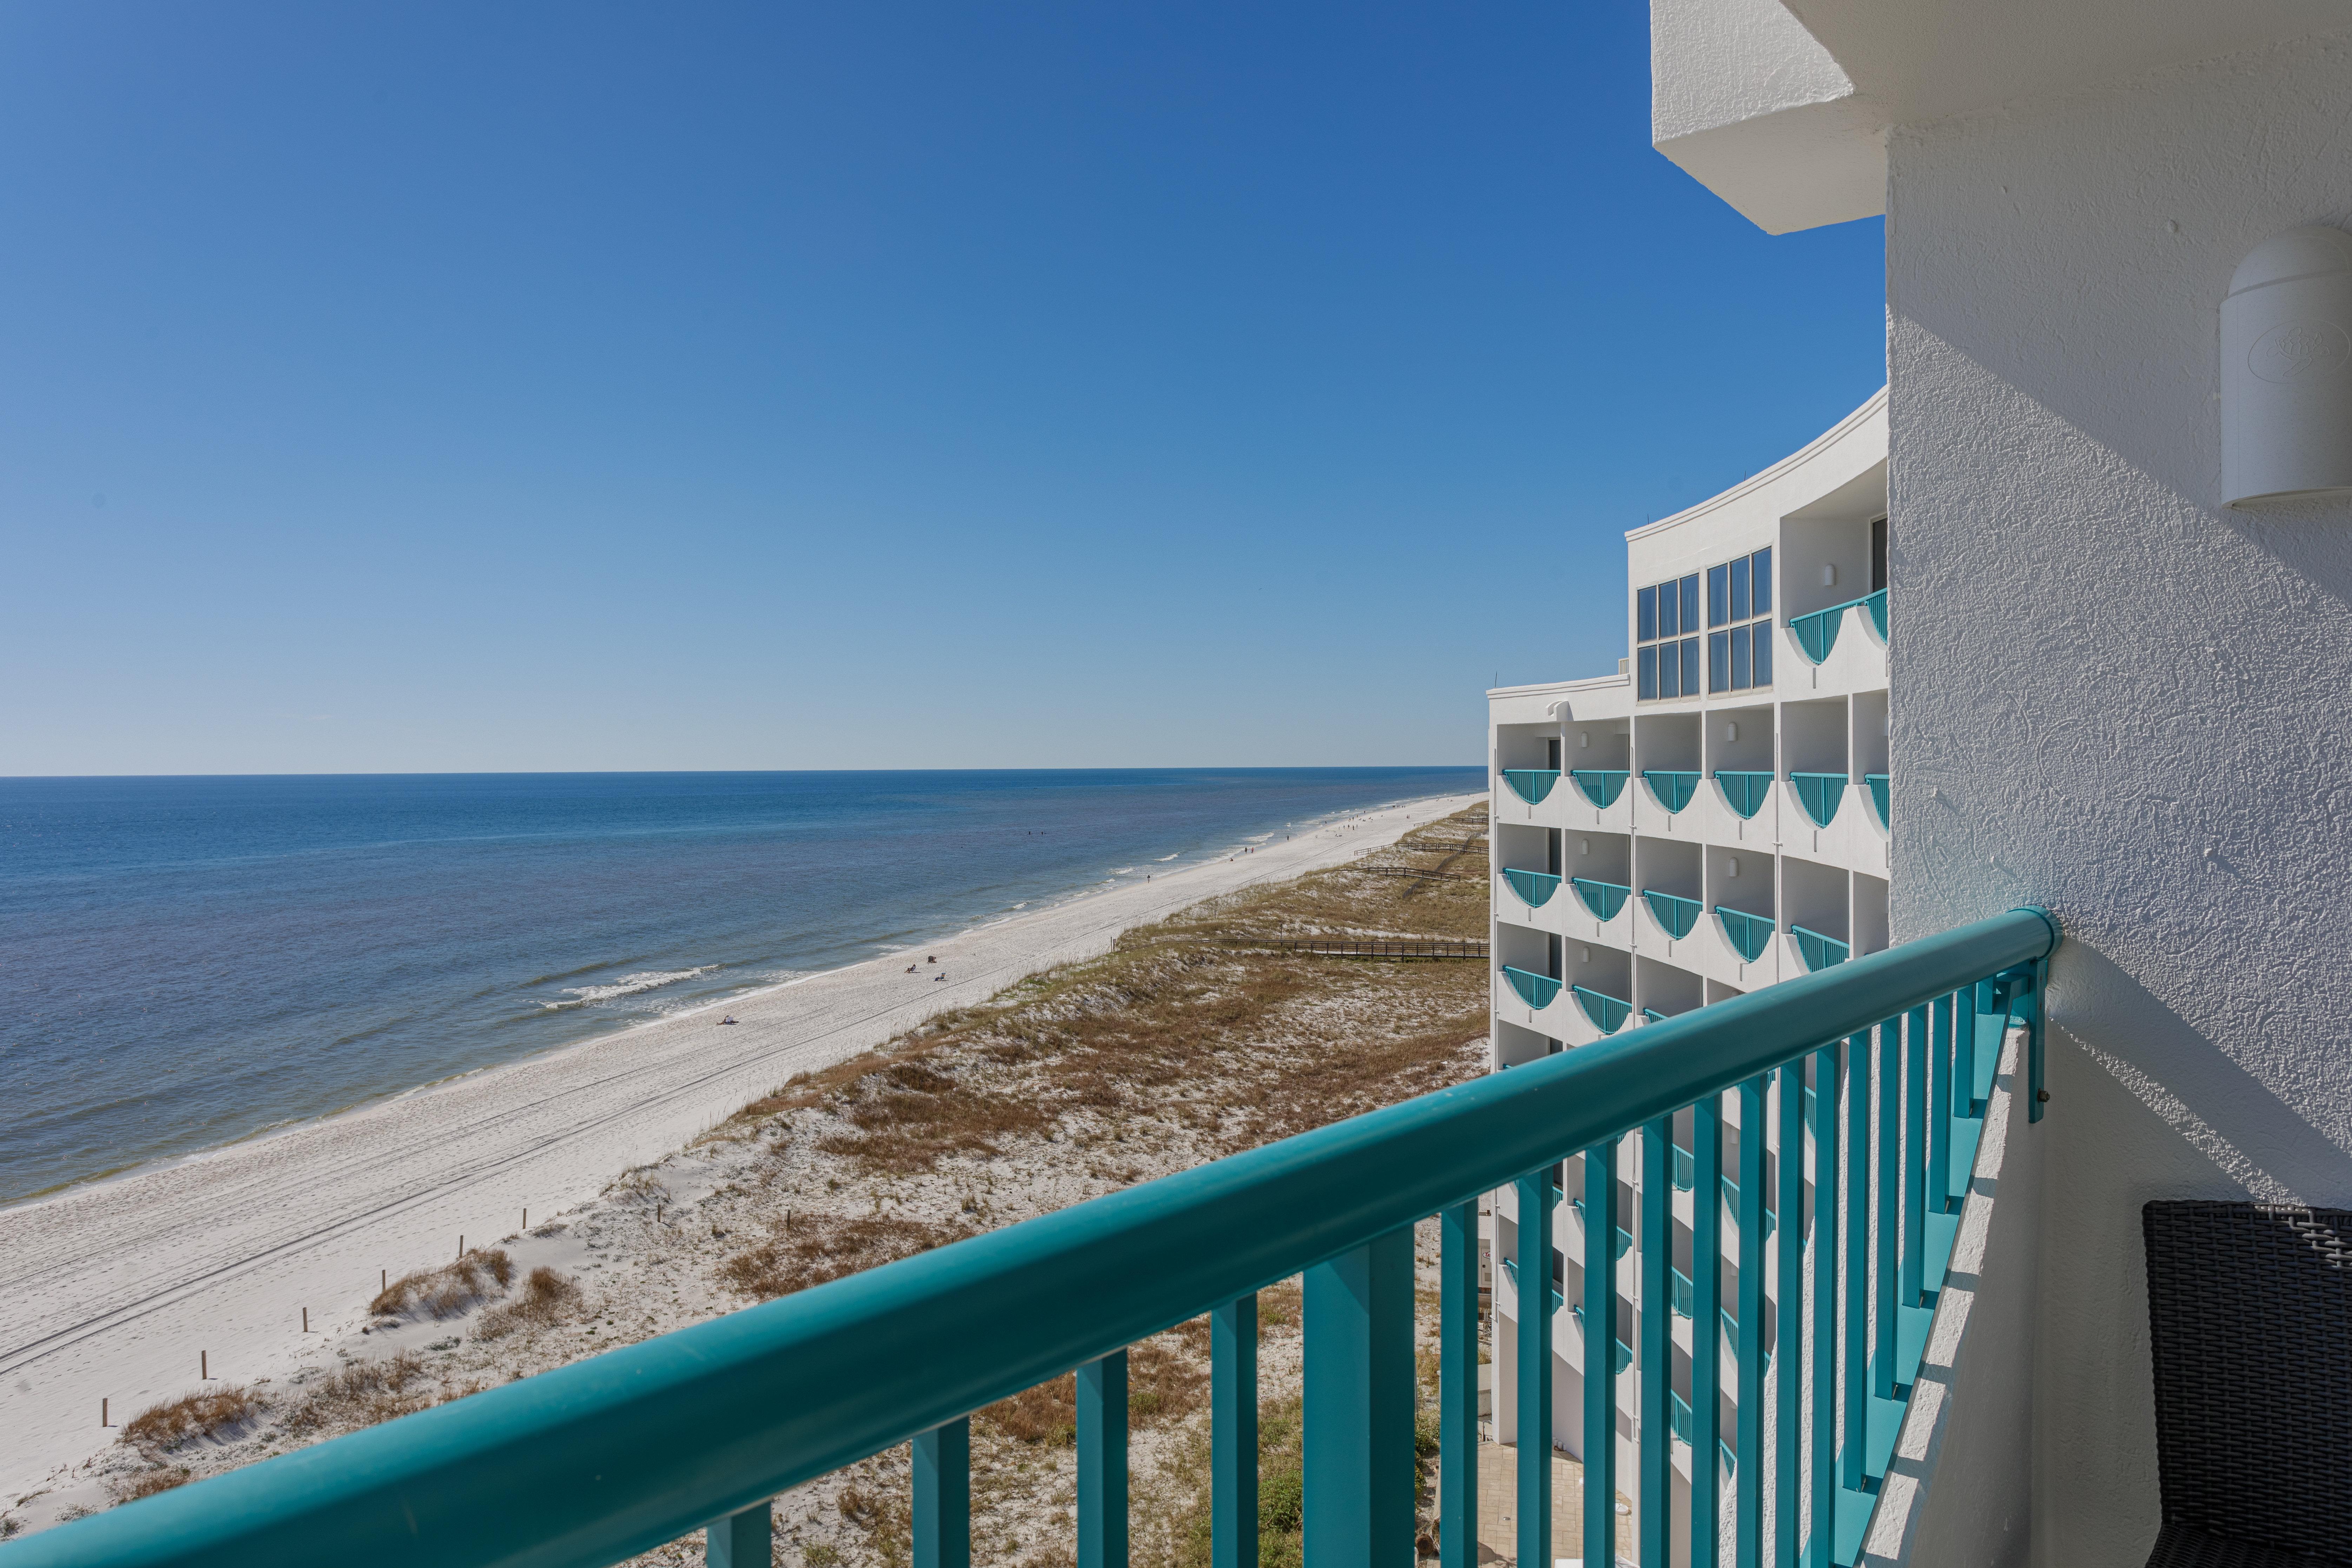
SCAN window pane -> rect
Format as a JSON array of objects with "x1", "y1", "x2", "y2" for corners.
[
  {"x1": 1751, "y1": 549, "x2": 1772, "y2": 615},
  {"x1": 1708, "y1": 564, "x2": 1729, "y2": 628},
  {"x1": 1752, "y1": 622, "x2": 1773, "y2": 687},
  {"x1": 1658, "y1": 642, "x2": 1679, "y2": 699},
  {"x1": 1638, "y1": 645, "x2": 1658, "y2": 700},
  {"x1": 1730, "y1": 621, "x2": 1751, "y2": 688},
  {"x1": 1638, "y1": 585, "x2": 1657, "y2": 643},
  {"x1": 1729, "y1": 555, "x2": 1750, "y2": 622},
  {"x1": 1709, "y1": 630, "x2": 1730, "y2": 692},
  {"x1": 1679, "y1": 575, "x2": 1700, "y2": 633},
  {"x1": 1657, "y1": 581, "x2": 1678, "y2": 639},
  {"x1": 1680, "y1": 637, "x2": 1701, "y2": 697}
]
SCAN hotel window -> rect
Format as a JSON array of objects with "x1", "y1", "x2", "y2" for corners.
[
  {"x1": 1636, "y1": 573, "x2": 1700, "y2": 700},
  {"x1": 1705, "y1": 547, "x2": 1774, "y2": 694}
]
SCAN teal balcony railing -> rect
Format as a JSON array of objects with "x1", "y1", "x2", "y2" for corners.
[
  {"x1": 1790, "y1": 772, "x2": 1848, "y2": 828},
  {"x1": 1713, "y1": 770, "x2": 1774, "y2": 820},
  {"x1": 1865, "y1": 774, "x2": 1890, "y2": 829},
  {"x1": 1672, "y1": 1143, "x2": 1695, "y2": 1191},
  {"x1": 1716, "y1": 906, "x2": 1776, "y2": 963},
  {"x1": 1788, "y1": 594, "x2": 1885, "y2": 664},
  {"x1": 1501, "y1": 867, "x2": 1562, "y2": 909},
  {"x1": 1792, "y1": 925, "x2": 1852, "y2": 973},
  {"x1": 1501, "y1": 768, "x2": 1560, "y2": 805},
  {"x1": 1641, "y1": 1007, "x2": 1667, "y2": 1025},
  {"x1": 18, "y1": 909, "x2": 2056, "y2": 1568},
  {"x1": 1569, "y1": 1304, "x2": 1635, "y2": 1374},
  {"x1": 1569, "y1": 768, "x2": 1629, "y2": 808},
  {"x1": 1573, "y1": 984, "x2": 1632, "y2": 1035},
  {"x1": 1568, "y1": 1197, "x2": 1633, "y2": 1259},
  {"x1": 1570, "y1": 876, "x2": 1631, "y2": 922},
  {"x1": 1499, "y1": 1255, "x2": 1564, "y2": 1313},
  {"x1": 1502, "y1": 964, "x2": 1563, "y2": 1009},
  {"x1": 1643, "y1": 889, "x2": 1703, "y2": 940},
  {"x1": 1670, "y1": 1264, "x2": 1696, "y2": 1317},
  {"x1": 1642, "y1": 769, "x2": 1699, "y2": 813}
]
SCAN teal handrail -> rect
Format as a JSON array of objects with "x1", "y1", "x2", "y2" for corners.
[
  {"x1": 1643, "y1": 888, "x2": 1702, "y2": 940},
  {"x1": 1864, "y1": 588, "x2": 1888, "y2": 642},
  {"x1": 1641, "y1": 1007, "x2": 1667, "y2": 1025},
  {"x1": 1568, "y1": 768, "x2": 1629, "y2": 808},
  {"x1": 1501, "y1": 768, "x2": 1560, "y2": 805},
  {"x1": 1788, "y1": 594, "x2": 1877, "y2": 664},
  {"x1": 18, "y1": 909, "x2": 2059, "y2": 1568},
  {"x1": 1716, "y1": 905, "x2": 1775, "y2": 963},
  {"x1": 1670, "y1": 1264, "x2": 1696, "y2": 1317},
  {"x1": 1865, "y1": 774, "x2": 1890, "y2": 829},
  {"x1": 1573, "y1": 984, "x2": 1632, "y2": 1035},
  {"x1": 1712, "y1": 770, "x2": 1774, "y2": 819},
  {"x1": 1502, "y1": 964, "x2": 1563, "y2": 1009},
  {"x1": 1789, "y1": 772, "x2": 1847, "y2": 828},
  {"x1": 1642, "y1": 769, "x2": 1699, "y2": 813},
  {"x1": 1570, "y1": 876, "x2": 1630, "y2": 922},
  {"x1": 1671, "y1": 1144, "x2": 1695, "y2": 1191},
  {"x1": 1500, "y1": 867, "x2": 1562, "y2": 908},
  {"x1": 1791, "y1": 925, "x2": 1851, "y2": 972}
]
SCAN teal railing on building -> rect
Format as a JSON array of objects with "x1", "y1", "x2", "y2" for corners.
[
  {"x1": 1788, "y1": 593, "x2": 1885, "y2": 665},
  {"x1": 1500, "y1": 868, "x2": 1562, "y2": 909},
  {"x1": 1790, "y1": 772, "x2": 1848, "y2": 829},
  {"x1": 1792, "y1": 925, "x2": 1852, "y2": 973},
  {"x1": 17, "y1": 910, "x2": 2057, "y2": 1568},
  {"x1": 1671, "y1": 1143, "x2": 1695, "y2": 1191},
  {"x1": 1499, "y1": 1255, "x2": 1564, "y2": 1313},
  {"x1": 1573, "y1": 984, "x2": 1632, "y2": 1036},
  {"x1": 1569, "y1": 1304, "x2": 1636, "y2": 1375},
  {"x1": 1501, "y1": 769, "x2": 1560, "y2": 805},
  {"x1": 1865, "y1": 774, "x2": 1890, "y2": 829},
  {"x1": 1716, "y1": 905, "x2": 1776, "y2": 964},
  {"x1": 1570, "y1": 876, "x2": 1630, "y2": 922},
  {"x1": 1568, "y1": 1197, "x2": 1633, "y2": 1259},
  {"x1": 1568, "y1": 768, "x2": 1629, "y2": 808},
  {"x1": 1713, "y1": 770, "x2": 1774, "y2": 819},
  {"x1": 1642, "y1": 769, "x2": 1699, "y2": 813},
  {"x1": 1643, "y1": 889, "x2": 1703, "y2": 940},
  {"x1": 1641, "y1": 1007, "x2": 1667, "y2": 1025},
  {"x1": 1502, "y1": 964, "x2": 1562, "y2": 1010}
]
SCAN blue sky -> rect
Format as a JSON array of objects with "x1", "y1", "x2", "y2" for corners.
[{"x1": 0, "y1": 2, "x2": 1883, "y2": 774}]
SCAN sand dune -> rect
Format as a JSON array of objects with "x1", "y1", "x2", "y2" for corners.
[{"x1": 0, "y1": 793, "x2": 1481, "y2": 1502}]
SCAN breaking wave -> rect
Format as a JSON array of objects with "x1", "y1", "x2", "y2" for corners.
[{"x1": 541, "y1": 966, "x2": 718, "y2": 1010}]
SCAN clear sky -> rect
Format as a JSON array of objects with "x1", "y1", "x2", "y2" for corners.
[{"x1": 0, "y1": 3, "x2": 1884, "y2": 775}]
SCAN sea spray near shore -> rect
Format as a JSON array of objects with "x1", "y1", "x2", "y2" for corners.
[{"x1": 0, "y1": 767, "x2": 1479, "y2": 1204}]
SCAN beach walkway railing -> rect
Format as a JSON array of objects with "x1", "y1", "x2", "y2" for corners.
[
  {"x1": 20, "y1": 908, "x2": 2058, "y2": 1568},
  {"x1": 1227, "y1": 937, "x2": 1490, "y2": 960}
]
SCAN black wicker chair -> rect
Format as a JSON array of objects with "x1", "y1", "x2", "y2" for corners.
[{"x1": 2141, "y1": 1201, "x2": 2352, "y2": 1568}]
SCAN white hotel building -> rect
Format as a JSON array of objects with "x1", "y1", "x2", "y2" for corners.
[{"x1": 1486, "y1": 392, "x2": 1891, "y2": 1487}]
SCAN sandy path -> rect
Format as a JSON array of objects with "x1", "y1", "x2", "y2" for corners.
[{"x1": 0, "y1": 793, "x2": 1482, "y2": 1500}]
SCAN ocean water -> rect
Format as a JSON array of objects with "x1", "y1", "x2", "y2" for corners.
[{"x1": 0, "y1": 768, "x2": 1478, "y2": 1205}]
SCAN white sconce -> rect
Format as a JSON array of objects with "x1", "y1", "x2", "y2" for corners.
[
  {"x1": 1580, "y1": 945, "x2": 1592, "y2": 963},
  {"x1": 2224, "y1": 225, "x2": 2352, "y2": 506},
  {"x1": 1726, "y1": 856, "x2": 1740, "y2": 878},
  {"x1": 1724, "y1": 721, "x2": 1739, "y2": 742},
  {"x1": 1579, "y1": 838, "x2": 1591, "y2": 855},
  {"x1": 1579, "y1": 731, "x2": 1590, "y2": 749},
  {"x1": 1822, "y1": 563, "x2": 1838, "y2": 587}
]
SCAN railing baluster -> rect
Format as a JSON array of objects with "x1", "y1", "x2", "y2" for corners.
[
  {"x1": 1214, "y1": 1295, "x2": 1259, "y2": 1568},
  {"x1": 1640, "y1": 1119, "x2": 1672, "y2": 1568},
  {"x1": 1808, "y1": 1045, "x2": 1839, "y2": 1567},
  {"x1": 706, "y1": 1502, "x2": 771, "y2": 1568},
  {"x1": 1872, "y1": 1020, "x2": 1898, "y2": 1403},
  {"x1": 1840, "y1": 1033, "x2": 1870, "y2": 1493},
  {"x1": 914, "y1": 1419, "x2": 970, "y2": 1568},
  {"x1": 1584, "y1": 1139, "x2": 1619, "y2": 1568},
  {"x1": 1775, "y1": 1064, "x2": 1802, "y2": 1567},
  {"x1": 1079, "y1": 1352, "x2": 1129, "y2": 1568},
  {"x1": 1928, "y1": 994, "x2": 1953, "y2": 1222},
  {"x1": 1439, "y1": 1206, "x2": 1477, "y2": 1568},
  {"x1": 1515, "y1": 1171, "x2": 1555, "y2": 1568},
  {"x1": 1691, "y1": 1092, "x2": 1724, "y2": 1568},
  {"x1": 1305, "y1": 1228, "x2": 1416, "y2": 1568},
  {"x1": 1901, "y1": 1006, "x2": 1928, "y2": 1309},
  {"x1": 1736, "y1": 1077, "x2": 1766, "y2": 1564}
]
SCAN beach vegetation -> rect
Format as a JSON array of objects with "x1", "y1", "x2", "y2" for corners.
[
  {"x1": 282, "y1": 1351, "x2": 433, "y2": 1435},
  {"x1": 474, "y1": 1265, "x2": 586, "y2": 1339},
  {"x1": 120, "y1": 1385, "x2": 262, "y2": 1458},
  {"x1": 717, "y1": 1214, "x2": 969, "y2": 1301},
  {"x1": 369, "y1": 1249, "x2": 514, "y2": 1319},
  {"x1": 106, "y1": 1468, "x2": 193, "y2": 1506}
]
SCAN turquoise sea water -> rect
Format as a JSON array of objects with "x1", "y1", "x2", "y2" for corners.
[{"x1": 0, "y1": 768, "x2": 1478, "y2": 1204}]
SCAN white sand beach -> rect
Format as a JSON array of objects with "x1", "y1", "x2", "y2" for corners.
[{"x1": 0, "y1": 793, "x2": 1481, "y2": 1503}]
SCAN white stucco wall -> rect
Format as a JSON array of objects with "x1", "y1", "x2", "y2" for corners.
[{"x1": 1884, "y1": 29, "x2": 2352, "y2": 1566}]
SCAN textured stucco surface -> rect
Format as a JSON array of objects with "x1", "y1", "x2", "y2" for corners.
[{"x1": 1885, "y1": 31, "x2": 2352, "y2": 1566}]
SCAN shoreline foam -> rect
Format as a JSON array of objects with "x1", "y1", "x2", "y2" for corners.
[{"x1": 0, "y1": 792, "x2": 1481, "y2": 1501}]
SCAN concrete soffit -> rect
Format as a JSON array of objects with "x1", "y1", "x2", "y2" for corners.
[{"x1": 1650, "y1": 0, "x2": 2352, "y2": 235}]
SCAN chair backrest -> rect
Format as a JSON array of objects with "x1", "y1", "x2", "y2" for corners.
[{"x1": 2141, "y1": 1200, "x2": 2352, "y2": 1562}]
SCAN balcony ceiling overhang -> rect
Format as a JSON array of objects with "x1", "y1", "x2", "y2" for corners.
[{"x1": 1652, "y1": 0, "x2": 2352, "y2": 234}]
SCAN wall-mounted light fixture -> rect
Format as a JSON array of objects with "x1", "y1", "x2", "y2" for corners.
[{"x1": 2224, "y1": 225, "x2": 2352, "y2": 506}]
